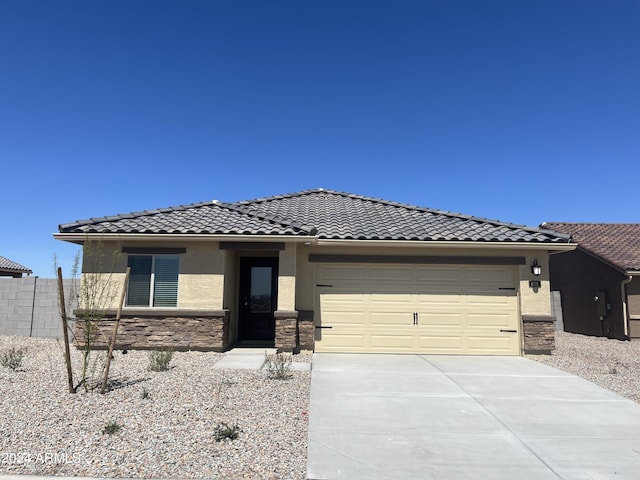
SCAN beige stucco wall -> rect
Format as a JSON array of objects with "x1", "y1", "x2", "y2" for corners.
[
  {"x1": 518, "y1": 252, "x2": 552, "y2": 316},
  {"x1": 296, "y1": 244, "x2": 316, "y2": 310},
  {"x1": 277, "y1": 243, "x2": 297, "y2": 311},
  {"x1": 79, "y1": 240, "x2": 226, "y2": 311}
]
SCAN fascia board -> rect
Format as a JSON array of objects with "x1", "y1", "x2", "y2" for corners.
[
  {"x1": 314, "y1": 239, "x2": 578, "y2": 251},
  {"x1": 53, "y1": 233, "x2": 318, "y2": 245}
]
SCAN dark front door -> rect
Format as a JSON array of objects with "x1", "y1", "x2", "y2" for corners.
[{"x1": 239, "y1": 257, "x2": 278, "y2": 342}]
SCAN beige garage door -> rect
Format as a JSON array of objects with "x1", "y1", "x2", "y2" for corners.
[{"x1": 315, "y1": 264, "x2": 520, "y2": 355}]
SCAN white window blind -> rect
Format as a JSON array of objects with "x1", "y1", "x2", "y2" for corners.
[
  {"x1": 153, "y1": 256, "x2": 179, "y2": 307},
  {"x1": 127, "y1": 255, "x2": 179, "y2": 307}
]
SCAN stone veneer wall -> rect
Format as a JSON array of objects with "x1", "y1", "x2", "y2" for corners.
[
  {"x1": 522, "y1": 314, "x2": 555, "y2": 354},
  {"x1": 74, "y1": 309, "x2": 230, "y2": 351}
]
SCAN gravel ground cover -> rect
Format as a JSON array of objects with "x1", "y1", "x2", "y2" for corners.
[
  {"x1": 0, "y1": 336, "x2": 311, "y2": 479},
  {"x1": 531, "y1": 330, "x2": 640, "y2": 404}
]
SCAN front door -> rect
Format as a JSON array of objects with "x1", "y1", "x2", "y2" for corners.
[{"x1": 239, "y1": 257, "x2": 278, "y2": 342}]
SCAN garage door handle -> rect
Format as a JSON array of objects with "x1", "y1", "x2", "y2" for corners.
[
  {"x1": 413, "y1": 312, "x2": 418, "y2": 325},
  {"x1": 315, "y1": 326, "x2": 333, "y2": 329},
  {"x1": 500, "y1": 329, "x2": 517, "y2": 333}
]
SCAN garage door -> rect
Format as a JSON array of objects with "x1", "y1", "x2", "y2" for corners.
[{"x1": 315, "y1": 264, "x2": 520, "y2": 355}]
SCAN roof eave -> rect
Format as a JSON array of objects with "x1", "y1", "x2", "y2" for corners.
[
  {"x1": 574, "y1": 245, "x2": 640, "y2": 275},
  {"x1": 315, "y1": 239, "x2": 577, "y2": 251},
  {"x1": 53, "y1": 232, "x2": 319, "y2": 245}
]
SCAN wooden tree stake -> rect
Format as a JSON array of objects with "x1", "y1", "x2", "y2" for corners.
[
  {"x1": 100, "y1": 267, "x2": 131, "y2": 394},
  {"x1": 57, "y1": 267, "x2": 75, "y2": 394}
]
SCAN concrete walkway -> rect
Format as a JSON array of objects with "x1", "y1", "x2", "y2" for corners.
[
  {"x1": 307, "y1": 354, "x2": 640, "y2": 480},
  {"x1": 212, "y1": 347, "x2": 311, "y2": 371}
]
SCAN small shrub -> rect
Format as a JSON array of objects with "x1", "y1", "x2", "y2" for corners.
[
  {"x1": 0, "y1": 347, "x2": 27, "y2": 371},
  {"x1": 102, "y1": 420, "x2": 122, "y2": 435},
  {"x1": 148, "y1": 349, "x2": 174, "y2": 372},
  {"x1": 141, "y1": 387, "x2": 151, "y2": 399},
  {"x1": 214, "y1": 421, "x2": 240, "y2": 442},
  {"x1": 264, "y1": 351, "x2": 293, "y2": 380}
]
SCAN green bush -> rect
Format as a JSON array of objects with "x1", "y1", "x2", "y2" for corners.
[
  {"x1": 0, "y1": 347, "x2": 27, "y2": 371},
  {"x1": 214, "y1": 421, "x2": 240, "y2": 442},
  {"x1": 102, "y1": 420, "x2": 122, "y2": 435},
  {"x1": 264, "y1": 351, "x2": 293, "y2": 380},
  {"x1": 148, "y1": 349, "x2": 174, "y2": 372}
]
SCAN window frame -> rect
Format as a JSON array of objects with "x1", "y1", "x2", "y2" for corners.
[{"x1": 126, "y1": 254, "x2": 180, "y2": 308}]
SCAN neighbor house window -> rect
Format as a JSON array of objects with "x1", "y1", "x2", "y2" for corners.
[{"x1": 127, "y1": 255, "x2": 179, "y2": 307}]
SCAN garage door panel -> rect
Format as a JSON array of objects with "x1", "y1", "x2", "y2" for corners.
[
  {"x1": 415, "y1": 268, "x2": 462, "y2": 283},
  {"x1": 369, "y1": 293, "x2": 413, "y2": 304},
  {"x1": 370, "y1": 333, "x2": 415, "y2": 351},
  {"x1": 466, "y1": 267, "x2": 514, "y2": 280},
  {"x1": 322, "y1": 293, "x2": 366, "y2": 306},
  {"x1": 321, "y1": 266, "x2": 366, "y2": 281},
  {"x1": 418, "y1": 335, "x2": 464, "y2": 351},
  {"x1": 316, "y1": 264, "x2": 520, "y2": 355},
  {"x1": 369, "y1": 266, "x2": 414, "y2": 282},
  {"x1": 467, "y1": 313, "x2": 515, "y2": 328},
  {"x1": 370, "y1": 312, "x2": 414, "y2": 326},
  {"x1": 421, "y1": 313, "x2": 465, "y2": 327},
  {"x1": 316, "y1": 333, "x2": 367, "y2": 351},
  {"x1": 467, "y1": 335, "x2": 518, "y2": 354}
]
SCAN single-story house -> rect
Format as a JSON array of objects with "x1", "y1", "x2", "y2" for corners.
[
  {"x1": 542, "y1": 222, "x2": 640, "y2": 341},
  {"x1": 0, "y1": 256, "x2": 32, "y2": 278},
  {"x1": 55, "y1": 189, "x2": 574, "y2": 355}
]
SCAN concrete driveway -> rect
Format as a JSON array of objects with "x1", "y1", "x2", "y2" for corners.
[{"x1": 307, "y1": 354, "x2": 640, "y2": 480}]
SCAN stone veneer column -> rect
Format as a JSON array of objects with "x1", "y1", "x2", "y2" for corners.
[
  {"x1": 274, "y1": 310, "x2": 298, "y2": 352},
  {"x1": 297, "y1": 310, "x2": 315, "y2": 352},
  {"x1": 522, "y1": 314, "x2": 555, "y2": 354}
]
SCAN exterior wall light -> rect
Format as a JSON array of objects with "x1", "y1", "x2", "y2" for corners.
[{"x1": 531, "y1": 259, "x2": 542, "y2": 276}]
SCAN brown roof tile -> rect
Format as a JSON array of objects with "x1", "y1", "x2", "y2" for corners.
[{"x1": 542, "y1": 223, "x2": 640, "y2": 272}]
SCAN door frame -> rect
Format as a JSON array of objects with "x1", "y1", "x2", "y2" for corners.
[{"x1": 238, "y1": 256, "x2": 279, "y2": 343}]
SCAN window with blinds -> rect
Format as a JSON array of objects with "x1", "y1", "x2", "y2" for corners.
[{"x1": 127, "y1": 255, "x2": 179, "y2": 307}]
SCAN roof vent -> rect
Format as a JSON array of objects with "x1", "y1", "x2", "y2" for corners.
[{"x1": 212, "y1": 199, "x2": 219, "y2": 204}]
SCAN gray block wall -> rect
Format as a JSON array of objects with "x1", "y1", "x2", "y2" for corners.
[
  {"x1": 551, "y1": 290, "x2": 564, "y2": 331},
  {"x1": 0, "y1": 277, "x2": 77, "y2": 338}
]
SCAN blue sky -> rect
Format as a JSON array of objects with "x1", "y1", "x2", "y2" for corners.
[{"x1": 1, "y1": 1, "x2": 638, "y2": 277}]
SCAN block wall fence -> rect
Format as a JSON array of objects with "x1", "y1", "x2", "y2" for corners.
[{"x1": 0, "y1": 277, "x2": 76, "y2": 338}]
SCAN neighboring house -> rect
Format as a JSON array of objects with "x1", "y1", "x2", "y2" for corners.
[
  {"x1": 0, "y1": 256, "x2": 32, "y2": 278},
  {"x1": 542, "y1": 223, "x2": 640, "y2": 341},
  {"x1": 55, "y1": 189, "x2": 574, "y2": 355}
]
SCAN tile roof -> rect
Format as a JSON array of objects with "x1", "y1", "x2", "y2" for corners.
[
  {"x1": 59, "y1": 189, "x2": 570, "y2": 244},
  {"x1": 59, "y1": 201, "x2": 314, "y2": 236},
  {"x1": 542, "y1": 223, "x2": 640, "y2": 272},
  {"x1": 0, "y1": 256, "x2": 32, "y2": 274}
]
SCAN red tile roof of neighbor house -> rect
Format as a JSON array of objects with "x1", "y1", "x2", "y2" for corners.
[
  {"x1": 59, "y1": 188, "x2": 571, "y2": 243},
  {"x1": 542, "y1": 223, "x2": 640, "y2": 272}
]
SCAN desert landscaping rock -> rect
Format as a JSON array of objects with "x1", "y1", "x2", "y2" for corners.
[
  {"x1": 0, "y1": 336, "x2": 310, "y2": 479},
  {"x1": 3, "y1": 331, "x2": 640, "y2": 479},
  {"x1": 531, "y1": 330, "x2": 640, "y2": 404}
]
